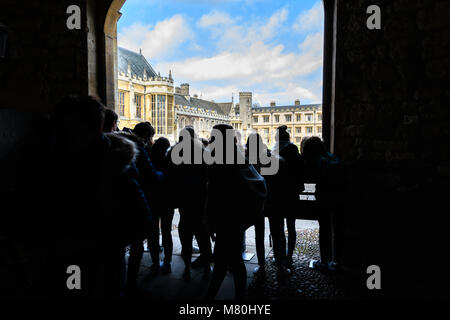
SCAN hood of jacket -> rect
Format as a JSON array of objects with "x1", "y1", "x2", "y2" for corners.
[{"x1": 104, "y1": 132, "x2": 139, "y2": 174}]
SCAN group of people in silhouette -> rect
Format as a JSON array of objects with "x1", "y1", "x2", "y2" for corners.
[{"x1": 3, "y1": 95, "x2": 344, "y2": 299}]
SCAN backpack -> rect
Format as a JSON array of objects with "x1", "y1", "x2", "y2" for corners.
[{"x1": 237, "y1": 163, "x2": 268, "y2": 230}]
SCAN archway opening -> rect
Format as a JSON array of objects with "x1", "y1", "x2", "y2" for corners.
[{"x1": 103, "y1": 0, "x2": 335, "y2": 299}]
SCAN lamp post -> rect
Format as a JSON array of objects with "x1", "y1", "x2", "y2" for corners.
[{"x1": 0, "y1": 24, "x2": 8, "y2": 59}]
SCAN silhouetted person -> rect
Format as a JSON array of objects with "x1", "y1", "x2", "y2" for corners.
[
  {"x1": 143, "y1": 121, "x2": 156, "y2": 154},
  {"x1": 302, "y1": 136, "x2": 344, "y2": 271},
  {"x1": 206, "y1": 125, "x2": 267, "y2": 300},
  {"x1": 167, "y1": 126, "x2": 212, "y2": 280},
  {"x1": 148, "y1": 137, "x2": 174, "y2": 274},
  {"x1": 245, "y1": 133, "x2": 269, "y2": 274},
  {"x1": 104, "y1": 108, "x2": 119, "y2": 133},
  {"x1": 119, "y1": 122, "x2": 163, "y2": 290},
  {"x1": 269, "y1": 125, "x2": 304, "y2": 274},
  {"x1": 16, "y1": 95, "x2": 151, "y2": 298},
  {"x1": 201, "y1": 138, "x2": 209, "y2": 148}
]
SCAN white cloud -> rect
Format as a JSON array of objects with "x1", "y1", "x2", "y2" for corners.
[
  {"x1": 253, "y1": 83, "x2": 319, "y2": 107},
  {"x1": 197, "y1": 11, "x2": 235, "y2": 28},
  {"x1": 293, "y1": 1, "x2": 324, "y2": 34},
  {"x1": 118, "y1": 15, "x2": 193, "y2": 60},
  {"x1": 119, "y1": 6, "x2": 324, "y2": 105},
  {"x1": 198, "y1": 8, "x2": 288, "y2": 51},
  {"x1": 157, "y1": 31, "x2": 323, "y2": 86},
  {"x1": 188, "y1": 84, "x2": 241, "y2": 102},
  {"x1": 259, "y1": 8, "x2": 288, "y2": 40},
  {"x1": 188, "y1": 82, "x2": 320, "y2": 106}
]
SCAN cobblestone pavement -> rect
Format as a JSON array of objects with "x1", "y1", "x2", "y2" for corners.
[{"x1": 246, "y1": 229, "x2": 347, "y2": 300}]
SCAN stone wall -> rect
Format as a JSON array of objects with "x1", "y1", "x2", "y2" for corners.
[
  {"x1": 334, "y1": 0, "x2": 450, "y2": 298},
  {"x1": 0, "y1": 0, "x2": 116, "y2": 156}
]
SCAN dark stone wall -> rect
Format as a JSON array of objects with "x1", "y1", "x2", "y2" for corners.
[
  {"x1": 0, "y1": 0, "x2": 114, "y2": 157},
  {"x1": 0, "y1": 0, "x2": 89, "y2": 112},
  {"x1": 0, "y1": 0, "x2": 449, "y2": 299},
  {"x1": 334, "y1": 0, "x2": 450, "y2": 298}
]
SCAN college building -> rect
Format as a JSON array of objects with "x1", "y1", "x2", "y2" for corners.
[
  {"x1": 252, "y1": 100, "x2": 322, "y2": 147},
  {"x1": 116, "y1": 47, "x2": 322, "y2": 146}
]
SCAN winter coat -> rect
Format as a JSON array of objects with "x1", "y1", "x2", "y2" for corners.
[
  {"x1": 206, "y1": 147, "x2": 267, "y2": 232},
  {"x1": 269, "y1": 140, "x2": 305, "y2": 217},
  {"x1": 166, "y1": 138, "x2": 208, "y2": 212},
  {"x1": 117, "y1": 132, "x2": 164, "y2": 206}
]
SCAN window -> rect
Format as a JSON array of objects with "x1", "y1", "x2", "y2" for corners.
[
  {"x1": 296, "y1": 114, "x2": 301, "y2": 122},
  {"x1": 119, "y1": 92, "x2": 125, "y2": 116},
  {"x1": 296, "y1": 127, "x2": 301, "y2": 134},
  {"x1": 306, "y1": 113, "x2": 313, "y2": 122},
  {"x1": 157, "y1": 95, "x2": 166, "y2": 134},
  {"x1": 317, "y1": 126, "x2": 322, "y2": 134},
  {"x1": 167, "y1": 95, "x2": 173, "y2": 134},
  {"x1": 306, "y1": 127, "x2": 313, "y2": 134},
  {"x1": 285, "y1": 114, "x2": 291, "y2": 122},
  {"x1": 135, "y1": 95, "x2": 142, "y2": 118},
  {"x1": 264, "y1": 128, "x2": 269, "y2": 135},
  {"x1": 253, "y1": 116, "x2": 258, "y2": 123},
  {"x1": 263, "y1": 116, "x2": 270, "y2": 123},
  {"x1": 151, "y1": 95, "x2": 156, "y2": 123},
  {"x1": 295, "y1": 137, "x2": 301, "y2": 143},
  {"x1": 317, "y1": 113, "x2": 322, "y2": 121},
  {"x1": 287, "y1": 127, "x2": 291, "y2": 134},
  {"x1": 275, "y1": 115, "x2": 280, "y2": 122}
]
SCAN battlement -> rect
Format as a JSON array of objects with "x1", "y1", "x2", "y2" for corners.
[{"x1": 118, "y1": 71, "x2": 174, "y2": 84}]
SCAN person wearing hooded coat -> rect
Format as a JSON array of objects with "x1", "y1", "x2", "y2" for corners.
[
  {"x1": 117, "y1": 123, "x2": 163, "y2": 289},
  {"x1": 4, "y1": 95, "x2": 151, "y2": 298}
]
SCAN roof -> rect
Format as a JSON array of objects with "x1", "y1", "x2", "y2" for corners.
[
  {"x1": 174, "y1": 94, "x2": 231, "y2": 116},
  {"x1": 217, "y1": 102, "x2": 233, "y2": 115},
  {"x1": 252, "y1": 104, "x2": 322, "y2": 112},
  {"x1": 118, "y1": 47, "x2": 157, "y2": 79}
]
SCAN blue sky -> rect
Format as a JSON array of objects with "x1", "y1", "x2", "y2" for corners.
[{"x1": 118, "y1": 0, "x2": 324, "y2": 106}]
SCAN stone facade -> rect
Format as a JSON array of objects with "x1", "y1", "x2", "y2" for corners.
[
  {"x1": 117, "y1": 47, "x2": 175, "y2": 139},
  {"x1": 252, "y1": 101, "x2": 322, "y2": 147},
  {"x1": 116, "y1": 48, "x2": 322, "y2": 144}
]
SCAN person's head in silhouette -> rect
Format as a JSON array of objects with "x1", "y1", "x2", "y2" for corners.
[
  {"x1": 150, "y1": 137, "x2": 170, "y2": 167},
  {"x1": 246, "y1": 132, "x2": 267, "y2": 159},
  {"x1": 133, "y1": 122, "x2": 155, "y2": 146},
  {"x1": 179, "y1": 125, "x2": 196, "y2": 142},
  {"x1": 53, "y1": 95, "x2": 105, "y2": 151},
  {"x1": 275, "y1": 125, "x2": 290, "y2": 142},
  {"x1": 201, "y1": 138, "x2": 209, "y2": 148},
  {"x1": 246, "y1": 132, "x2": 265, "y2": 151},
  {"x1": 104, "y1": 108, "x2": 118, "y2": 133},
  {"x1": 211, "y1": 124, "x2": 236, "y2": 161},
  {"x1": 302, "y1": 136, "x2": 326, "y2": 159}
]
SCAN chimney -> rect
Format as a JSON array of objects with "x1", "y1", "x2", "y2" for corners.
[
  {"x1": 294, "y1": 99, "x2": 300, "y2": 106},
  {"x1": 270, "y1": 101, "x2": 276, "y2": 107},
  {"x1": 180, "y1": 83, "x2": 190, "y2": 96}
]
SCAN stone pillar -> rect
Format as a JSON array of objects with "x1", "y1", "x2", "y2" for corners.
[{"x1": 129, "y1": 82, "x2": 135, "y2": 119}]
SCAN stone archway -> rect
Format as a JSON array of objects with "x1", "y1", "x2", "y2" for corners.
[{"x1": 103, "y1": 0, "x2": 127, "y2": 110}]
